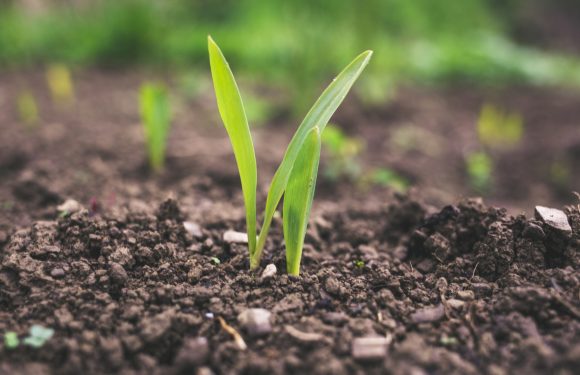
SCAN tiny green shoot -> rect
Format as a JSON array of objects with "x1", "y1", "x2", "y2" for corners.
[
  {"x1": 211, "y1": 257, "x2": 221, "y2": 265},
  {"x1": 353, "y1": 260, "x2": 365, "y2": 269},
  {"x1": 22, "y1": 325, "x2": 54, "y2": 348},
  {"x1": 4, "y1": 331, "x2": 19, "y2": 349},
  {"x1": 139, "y1": 82, "x2": 172, "y2": 173},
  {"x1": 369, "y1": 168, "x2": 409, "y2": 192},
  {"x1": 46, "y1": 64, "x2": 75, "y2": 105},
  {"x1": 477, "y1": 104, "x2": 523, "y2": 148},
  {"x1": 321, "y1": 124, "x2": 364, "y2": 180},
  {"x1": 208, "y1": 36, "x2": 372, "y2": 275},
  {"x1": 17, "y1": 91, "x2": 39, "y2": 128},
  {"x1": 466, "y1": 151, "x2": 493, "y2": 192}
]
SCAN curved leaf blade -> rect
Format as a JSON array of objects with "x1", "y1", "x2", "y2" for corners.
[
  {"x1": 283, "y1": 128, "x2": 321, "y2": 276},
  {"x1": 208, "y1": 36, "x2": 257, "y2": 254},
  {"x1": 252, "y1": 50, "x2": 373, "y2": 267}
]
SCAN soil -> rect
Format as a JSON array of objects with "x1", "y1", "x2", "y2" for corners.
[{"x1": 0, "y1": 70, "x2": 579, "y2": 374}]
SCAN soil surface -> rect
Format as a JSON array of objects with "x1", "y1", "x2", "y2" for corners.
[
  {"x1": 0, "y1": 195, "x2": 579, "y2": 375},
  {"x1": 0, "y1": 70, "x2": 579, "y2": 374}
]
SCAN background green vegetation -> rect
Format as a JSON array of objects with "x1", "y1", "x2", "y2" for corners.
[{"x1": 2, "y1": 0, "x2": 580, "y2": 110}]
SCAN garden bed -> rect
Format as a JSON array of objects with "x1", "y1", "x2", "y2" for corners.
[{"x1": 0, "y1": 71, "x2": 579, "y2": 374}]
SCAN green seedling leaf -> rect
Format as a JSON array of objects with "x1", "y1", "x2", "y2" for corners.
[
  {"x1": 371, "y1": 168, "x2": 409, "y2": 192},
  {"x1": 4, "y1": 331, "x2": 19, "y2": 349},
  {"x1": 46, "y1": 64, "x2": 74, "y2": 105},
  {"x1": 252, "y1": 50, "x2": 373, "y2": 269},
  {"x1": 17, "y1": 91, "x2": 39, "y2": 128},
  {"x1": 477, "y1": 104, "x2": 523, "y2": 148},
  {"x1": 466, "y1": 151, "x2": 493, "y2": 192},
  {"x1": 23, "y1": 325, "x2": 54, "y2": 348},
  {"x1": 140, "y1": 82, "x2": 172, "y2": 173},
  {"x1": 211, "y1": 257, "x2": 221, "y2": 265},
  {"x1": 208, "y1": 36, "x2": 257, "y2": 257},
  {"x1": 283, "y1": 128, "x2": 321, "y2": 276}
]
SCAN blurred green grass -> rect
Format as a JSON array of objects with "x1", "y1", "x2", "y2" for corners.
[{"x1": 2, "y1": 0, "x2": 580, "y2": 110}]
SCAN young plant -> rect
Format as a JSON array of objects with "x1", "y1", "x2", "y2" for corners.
[
  {"x1": 208, "y1": 36, "x2": 371, "y2": 275},
  {"x1": 139, "y1": 82, "x2": 172, "y2": 173},
  {"x1": 17, "y1": 91, "x2": 39, "y2": 129},
  {"x1": 46, "y1": 64, "x2": 75, "y2": 105},
  {"x1": 477, "y1": 104, "x2": 523, "y2": 148}
]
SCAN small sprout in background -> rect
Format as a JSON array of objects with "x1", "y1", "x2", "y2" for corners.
[
  {"x1": 17, "y1": 91, "x2": 39, "y2": 129},
  {"x1": 139, "y1": 82, "x2": 172, "y2": 173},
  {"x1": 466, "y1": 151, "x2": 493, "y2": 192},
  {"x1": 477, "y1": 104, "x2": 524, "y2": 148},
  {"x1": 353, "y1": 260, "x2": 365, "y2": 269},
  {"x1": 177, "y1": 70, "x2": 211, "y2": 100},
  {"x1": 368, "y1": 168, "x2": 409, "y2": 192},
  {"x1": 321, "y1": 124, "x2": 364, "y2": 180},
  {"x1": 208, "y1": 36, "x2": 372, "y2": 275},
  {"x1": 243, "y1": 92, "x2": 275, "y2": 127},
  {"x1": 22, "y1": 325, "x2": 54, "y2": 348},
  {"x1": 550, "y1": 160, "x2": 570, "y2": 188},
  {"x1": 4, "y1": 332, "x2": 19, "y2": 349},
  {"x1": 440, "y1": 335, "x2": 458, "y2": 346},
  {"x1": 46, "y1": 64, "x2": 75, "y2": 105},
  {"x1": 211, "y1": 257, "x2": 221, "y2": 265}
]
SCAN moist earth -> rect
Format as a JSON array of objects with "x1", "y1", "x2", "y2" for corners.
[{"x1": 0, "y1": 195, "x2": 578, "y2": 375}]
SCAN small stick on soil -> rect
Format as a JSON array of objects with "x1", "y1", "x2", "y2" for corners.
[
  {"x1": 217, "y1": 316, "x2": 247, "y2": 350},
  {"x1": 470, "y1": 262, "x2": 479, "y2": 281}
]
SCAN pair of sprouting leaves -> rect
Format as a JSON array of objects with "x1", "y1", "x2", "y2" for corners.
[{"x1": 208, "y1": 37, "x2": 372, "y2": 275}]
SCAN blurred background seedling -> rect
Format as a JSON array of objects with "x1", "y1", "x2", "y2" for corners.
[
  {"x1": 16, "y1": 90, "x2": 39, "y2": 129},
  {"x1": 466, "y1": 151, "x2": 493, "y2": 192},
  {"x1": 477, "y1": 103, "x2": 524, "y2": 148},
  {"x1": 4, "y1": 331, "x2": 19, "y2": 349},
  {"x1": 139, "y1": 82, "x2": 172, "y2": 173},
  {"x1": 321, "y1": 124, "x2": 364, "y2": 181},
  {"x1": 46, "y1": 64, "x2": 75, "y2": 106},
  {"x1": 367, "y1": 168, "x2": 410, "y2": 192},
  {"x1": 22, "y1": 325, "x2": 54, "y2": 348},
  {"x1": 3, "y1": 325, "x2": 54, "y2": 350}
]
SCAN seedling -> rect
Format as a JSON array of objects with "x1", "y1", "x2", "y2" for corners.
[
  {"x1": 321, "y1": 124, "x2": 364, "y2": 180},
  {"x1": 477, "y1": 104, "x2": 523, "y2": 148},
  {"x1": 23, "y1": 325, "x2": 54, "y2": 348},
  {"x1": 208, "y1": 36, "x2": 371, "y2": 275},
  {"x1": 139, "y1": 82, "x2": 172, "y2": 172},
  {"x1": 46, "y1": 64, "x2": 75, "y2": 105},
  {"x1": 368, "y1": 168, "x2": 409, "y2": 192},
  {"x1": 466, "y1": 151, "x2": 493, "y2": 192},
  {"x1": 17, "y1": 91, "x2": 39, "y2": 128},
  {"x1": 4, "y1": 332, "x2": 19, "y2": 349}
]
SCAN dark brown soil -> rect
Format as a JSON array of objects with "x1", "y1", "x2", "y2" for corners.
[
  {"x1": 0, "y1": 195, "x2": 578, "y2": 375},
  {"x1": 0, "y1": 70, "x2": 579, "y2": 374}
]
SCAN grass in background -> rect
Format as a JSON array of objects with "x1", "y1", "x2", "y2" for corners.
[{"x1": 1, "y1": 0, "x2": 580, "y2": 115}]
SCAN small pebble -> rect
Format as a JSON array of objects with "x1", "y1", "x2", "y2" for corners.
[
  {"x1": 223, "y1": 230, "x2": 248, "y2": 244},
  {"x1": 352, "y1": 336, "x2": 390, "y2": 361},
  {"x1": 50, "y1": 267, "x2": 66, "y2": 278},
  {"x1": 410, "y1": 304, "x2": 445, "y2": 324},
  {"x1": 534, "y1": 206, "x2": 572, "y2": 234},
  {"x1": 183, "y1": 222, "x2": 203, "y2": 239},
  {"x1": 57, "y1": 199, "x2": 82, "y2": 214},
  {"x1": 261, "y1": 264, "x2": 277, "y2": 279},
  {"x1": 238, "y1": 308, "x2": 272, "y2": 336},
  {"x1": 457, "y1": 290, "x2": 475, "y2": 301}
]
